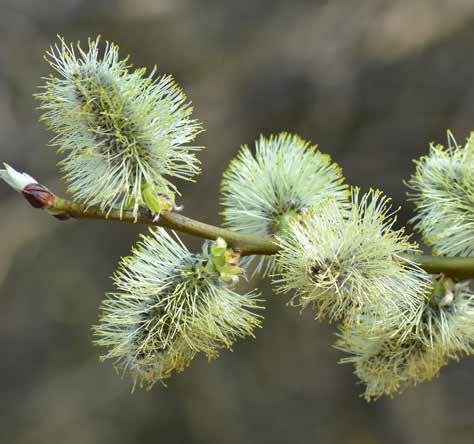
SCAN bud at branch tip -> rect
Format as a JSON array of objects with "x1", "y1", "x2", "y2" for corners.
[{"x1": 0, "y1": 163, "x2": 57, "y2": 210}]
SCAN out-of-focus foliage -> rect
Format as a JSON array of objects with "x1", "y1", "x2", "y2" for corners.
[{"x1": 1, "y1": 1, "x2": 474, "y2": 443}]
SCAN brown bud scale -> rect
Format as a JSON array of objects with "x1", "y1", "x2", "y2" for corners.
[{"x1": 22, "y1": 183, "x2": 57, "y2": 209}]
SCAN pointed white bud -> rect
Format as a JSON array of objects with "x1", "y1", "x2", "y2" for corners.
[
  {"x1": 215, "y1": 237, "x2": 227, "y2": 249},
  {"x1": 0, "y1": 163, "x2": 37, "y2": 192},
  {"x1": 439, "y1": 289, "x2": 454, "y2": 307}
]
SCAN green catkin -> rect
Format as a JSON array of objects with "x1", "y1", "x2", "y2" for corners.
[
  {"x1": 408, "y1": 131, "x2": 474, "y2": 256},
  {"x1": 337, "y1": 278, "x2": 474, "y2": 401},
  {"x1": 94, "y1": 229, "x2": 263, "y2": 389},
  {"x1": 220, "y1": 132, "x2": 348, "y2": 275},
  {"x1": 274, "y1": 188, "x2": 429, "y2": 326},
  {"x1": 36, "y1": 37, "x2": 203, "y2": 217}
]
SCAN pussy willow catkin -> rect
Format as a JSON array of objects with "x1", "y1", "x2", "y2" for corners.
[
  {"x1": 337, "y1": 278, "x2": 474, "y2": 400},
  {"x1": 36, "y1": 37, "x2": 202, "y2": 217},
  {"x1": 274, "y1": 189, "x2": 429, "y2": 326},
  {"x1": 94, "y1": 229, "x2": 262, "y2": 389},
  {"x1": 221, "y1": 132, "x2": 348, "y2": 274},
  {"x1": 408, "y1": 132, "x2": 474, "y2": 256}
]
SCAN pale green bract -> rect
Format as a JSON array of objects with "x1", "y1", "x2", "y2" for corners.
[
  {"x1": 337, "y1": 279, "x2": 474, "y2": 401},
  {"x1": 94, "y1": 228, "x2": 262, "y2": 389},
  {"x1": 408, "y1": 132, "x2": 474, "y2": 256},
  {"x1": 220, "y1": 132, "x2": 348, "y2": 274},
  {"x1": 274, "y1": 189, "x2": 430, "y2": 325},
  {"x1": 36, "y1": 37, "x2": 203, "y2": 217}
]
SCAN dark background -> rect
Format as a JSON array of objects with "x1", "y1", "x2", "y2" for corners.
[{"x1": 1, "y1": 1, "x2": 473, "y2": 443}]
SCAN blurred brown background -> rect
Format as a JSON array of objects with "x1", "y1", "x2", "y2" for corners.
[{"x1": 1, "y1": 1, "x2": 474, "y2": 443}]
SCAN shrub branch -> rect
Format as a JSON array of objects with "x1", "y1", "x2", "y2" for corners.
[{"x1": 16, "y1": 183, "x2": 474, "y2": 279}]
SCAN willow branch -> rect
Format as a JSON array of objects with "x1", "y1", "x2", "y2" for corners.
[
  {"x1": 52, "y1": 196, "x2": 275, "y2": 256},
  {"x1": 399, "y1": 254, "x2": 474, "y2": 281},
  {"x1": 19, "y1": 183, "x2": 474, "y2": 279}
]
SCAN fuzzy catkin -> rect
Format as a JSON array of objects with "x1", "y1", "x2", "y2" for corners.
[
  {"x1": 274, "y1": 189, "x2": 429, "y2": 326},
  {"x1": 94, "y1": 228, "x2": 262, "y2": 389},
  {"x1": 36, "y1": 37, "x2": 202, "y2": 217},
  {"x1": 337, "y1": 279, "x2": 474, "y2": 401},
  {"x1": 408, "y1": 132, "x2": 474, "y2": 256},
  {"x1": 220, "y1": 132, "x2": 348, "y2": 274}
]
